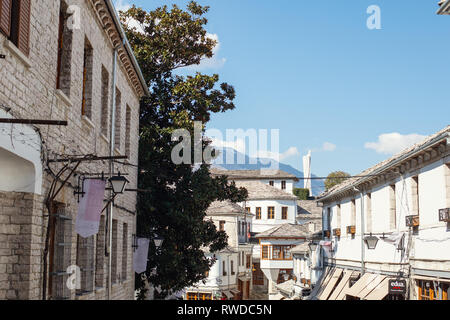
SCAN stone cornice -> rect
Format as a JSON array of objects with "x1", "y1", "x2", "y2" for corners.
[{"x1": 89, "y1": 0, "x2": 147, "y2": 98}]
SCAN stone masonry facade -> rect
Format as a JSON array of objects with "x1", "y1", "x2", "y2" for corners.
[{"x1": 0, "y1": 0, "x2": 146, "y2": 300}]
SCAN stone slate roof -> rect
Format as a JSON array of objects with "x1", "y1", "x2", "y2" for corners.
[
  {"x1": 235, "y1": 181, "x2": 298, "y2": 201},
  {"x1": 291, "y1": 242, "x2": 310, "y2": 254},
  {"x1": 275, "y1": 280, "x2": 295, "y2": 295},
  {"x1": 256, "y1": 224, "x2": 309, "y2": 239},
  {"x1": 211, "y1": 168, "x2": 299, "y2": 181},
  {"x1": 206, "y1": 200, "x2": 254, "y2": 216},
  {"x1": 319, "y1": 126, "x2": 450, "y2": 200},
  {"x1": 297, "y1": 200, "x2": 322, "y2": 218}
]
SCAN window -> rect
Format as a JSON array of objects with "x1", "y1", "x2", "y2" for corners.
[
  {"x1": 246, "y1": 255, "x2": 251, "y2": 269},
  {"x1": 114, "y1": 88, "x2": 122, "y2": 150},
  {"x1": 245, "y1": 207, "x2": 250, "y2": 213},
  {"x1": 111, "y1": 219, "x2": 118, "y2": 283},
  {"x1": 222, "y1": 261, "x2": 227, "y2": 276},
  {"x1": 261, "y1": 245, "x2": 269, "y2": 260},
  {"x1": 268, "y1": 207, "x2": 275, "y2": 220},
  {"x1": 100, "y1": 66, "x2": 109, "y2": 137},
  {"x1": 81, "y1": 38, "x2": 93, "y2": 118},
  {"x1": 366, "y1": 193, "x2": 372, "y2": 233},
  {"x1": 281, "y1": 181, "x2": 286, "y2": 190},
  {"x1": 56, "y1": 1, "x2": 73, "y2": 95},
  {"x1": 242, "y1": 252, "x2": 245, "y2": 266},
  {"x1": 418, "y1": 281, "x2": 449, "y2": 300},
  {"x1": 122, "y1": 223, "x2": 128, "y2": 280},
  {"x1": 95, "y1": 215, "x2": 105, "y2": 289},
  {"x1": 412, "y1": 176, "x2": 419, "y2": 216},
  {"x1": 282, "y1": 207, "x2": 288, "y2": 220},
  {"x1": 269, "y1": 181, "x2": 274, "y2": 187},
  {"x1": 205, "y1": 270, "x2": 209, "y2": 278},
  {"x1": 219, "y1": 221, "x2": 225, "y2": 231},
  {"x1": 389, "y1": 184, "x2": 396, "y2": 230},
  {"x1": 256, "y1": 207, "x2": 261, "y2": 220},
  {"x1": 2, "y1": 0, "x2": 31, "y2": 55},
  {"x1": 272, "y1": 246, "x2": 282, "y2": 260},
  {"x1": 231, "y1": 261, "x2": 235, "y2": 275},
  {"x1": 76, "y1": 235, "x2": 95, "y2": 294},
  {"x1": 351, "y1": 199, "x2": 356, "y2": 227},
  {"x1": 49, "y1": 202, "x2": 72, "y2": 300},
  {"x1": 125, "y1": 105, "x2": 131, "y2": 156},
  {"x1": 337, "y1": 204, "x2": 341, "y2": 230},
  {"x1": 282, "y1": 246, "x2": 292, "y2": 260},
  {"x1": 187, "y1": 292, "x2": 212, "y2": 300}
]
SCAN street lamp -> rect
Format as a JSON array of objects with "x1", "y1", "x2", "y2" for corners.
[
  {"x1": 154, "y1": 234, "x2": 164, "y2": 250},
  {"x1": 364, "y1": 234, "x2": 379, "y2": 250},
  {"x1": 109, "y1": 172, "x2": 129, "y2": 194}
]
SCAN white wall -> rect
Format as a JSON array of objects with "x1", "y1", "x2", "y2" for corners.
[
  {"x1": 244, "y1": 199, "x2": 297, "y2": 234},
  {"x1": 261, "y1": 179, "x2": 295, "y2": 194},
  {"x1": 323, "y1": 159, "x2": 450, "y2": 272}
]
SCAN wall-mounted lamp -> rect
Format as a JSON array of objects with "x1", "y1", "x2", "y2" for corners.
[
  {"x1": 109, "y1": 172, "x2": 129, "y2": 195},
  {"x1": 154, "y1": 234, "x2": 164, "y2": 250},
  {"x1": 364, "y1": 234, "x2": 379, "y2": 250}
]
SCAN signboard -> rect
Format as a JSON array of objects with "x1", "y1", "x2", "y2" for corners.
[
  {"x1": 439, "y1": 208, "x2": 450, "y2": 222},
  {"x1": 389, "y1": 279, "x2": 407, "y2": 295}
]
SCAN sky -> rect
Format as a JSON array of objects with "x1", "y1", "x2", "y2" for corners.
[{"x1": 115, "y1": 0, "x2": 450, "y2": 177}]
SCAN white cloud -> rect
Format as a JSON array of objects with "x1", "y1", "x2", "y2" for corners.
[
  {"x1": 365, "y1": 132, "x2": 427, "y2": 155},
  {"x1": 322, "y1": 142, "x2": 337, "y2": 152},
  {"x1": 186, "y1": 33, "x2": 226, "y2": 71},
  {"x1": 114, "y1": 0, "x2": 131, "y2": 12}
]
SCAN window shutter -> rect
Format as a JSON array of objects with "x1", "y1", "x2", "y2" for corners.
[
  {"x1": 0, "y1": 0, "x2": 12, "y2": 37},
  {"x1": 17, "y1": 0, "x2": 30, "y2": 55}
]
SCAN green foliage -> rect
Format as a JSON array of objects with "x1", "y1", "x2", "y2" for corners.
[
  {"x1": 120, "y1": 2, "x2": 247, "y2": 298},
  {"x1": 294, "y1": 188, "x2": 310, "y2": 200},
  {"x1": 324, "y1": 171, "x2": 351, "y2": 190}
]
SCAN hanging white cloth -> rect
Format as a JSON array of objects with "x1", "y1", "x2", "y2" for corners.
[
  {"x1": 134, "y1": 238, "x2": 150, "y2": 274},
  {"x1": 383, "y1": 232, "x2": 405, "y2": 249},
  {"x1": 75, "y1": 179, "x2": 107, "y2": 238}
]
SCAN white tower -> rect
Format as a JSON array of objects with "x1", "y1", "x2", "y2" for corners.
[{"x1": 303, "y1": 150, "x2": 312, "y2": 197}]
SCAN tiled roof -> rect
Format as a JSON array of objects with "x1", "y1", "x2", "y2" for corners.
[
  {"x1": 206, "y1": 200, "x2": 254, "y2": 216},
  {"x1": 234, "y1": 181, "x2": 298, "y2": 201},
  {"x1": 211, "y1": 168, "x2": 299, "y2": 181},
  {"x1": 256, "y1": 224, "x2": 309, "y2": 239},
  {"x1": 319, "y1": 126, "x2": 450, "y2": 200},
  {"x1": 297, "y1": 200, "x2": 322, "y2": 218}
]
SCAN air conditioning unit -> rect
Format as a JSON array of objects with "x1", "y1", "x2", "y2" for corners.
[
  {"x1": 347, "y1": 226, "x2": 356, "y2": 235},
  {"x1": 406, "y1": 215, "x2": 420, "y2": 227},
  {"x1": 333, "y1": 228, "x2": 341, "y2": 237},
  {"x1": 439, "y1": 208, "x2": 450, "y2": 222}
]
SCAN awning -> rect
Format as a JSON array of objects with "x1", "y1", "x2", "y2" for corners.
[
  {"x1": 313, "y1": 267, "x2": 335, "y2": 299},
  {"x1": 345, "y1": 273, "x2": 379, "y2": 298},
  {"x1": 272, "y1": 293, "x2": 285, "y2": 300},
  {"x1": 317, "y1": 268, "x2": 343, "y2": 300},
  {"x1": 363, "y1": 278, "x2": 390, "y2": 300},
  {"x1": 329, "y1": 270, "x2": 354, "y2": 300},
  {"x1": 356, "y1": 274, "x2": 386, "y2": 299},
  {"x1": 222, "y1": 291, "x2": 233, "y2": 299}
]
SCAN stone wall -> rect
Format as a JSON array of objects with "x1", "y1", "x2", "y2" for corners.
[{"x1": 0, "y1": 0, "x2": 143, "y2": 300}]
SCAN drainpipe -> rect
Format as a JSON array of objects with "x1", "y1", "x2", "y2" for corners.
[
  {"x1": 107, "y1": 43, "x2": 120, "y2": 300},
  {"x1": 353, "y1": 187, "x2": 365, "y2": 275}
]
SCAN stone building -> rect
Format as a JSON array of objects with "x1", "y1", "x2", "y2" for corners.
[
  {"x1": 315, "y1": 126, "x2": 450, "y2": 300},
  {"x1": 0, "y1": 0, "x2": 147, "y2": 300}
]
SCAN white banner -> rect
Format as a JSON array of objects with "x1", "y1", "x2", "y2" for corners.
[
  {"x1": 75, "y1": 179, "x2": 106, "y2": 238},
  {"x1": 134, "y1": 238, "x2": 150, "y2": 274}
]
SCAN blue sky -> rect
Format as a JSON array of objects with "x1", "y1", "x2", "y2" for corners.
[{"x1": 116, "y1": 0, "x2": 450, "y2": 177}]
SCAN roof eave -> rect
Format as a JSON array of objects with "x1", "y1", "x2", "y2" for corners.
[
  {"x1": 437, "y1": 0, "x2": 450, "y2": 14},
  {"x1": 105, "y1": 0, "x2": 149, "y2": 96}
]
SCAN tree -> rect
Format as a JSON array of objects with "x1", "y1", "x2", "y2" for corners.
[
  {"x1": 294, "y1": 188, "x2": 310, "y2": 200},
  {"x1": 119, "y1": 2, "x2": 248, "y2": 298},
  {"x1": 324, "y1": 171, "x2": 351, "y2": 190}
]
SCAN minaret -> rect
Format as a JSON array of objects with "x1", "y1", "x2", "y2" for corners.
[{"x1": 303, "y1": 150, "x2": 312, "y2": 197}]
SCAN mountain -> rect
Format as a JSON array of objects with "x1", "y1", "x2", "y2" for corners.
[{"x1": 211, "y1": 147, "x2": 325, "y2": 196}]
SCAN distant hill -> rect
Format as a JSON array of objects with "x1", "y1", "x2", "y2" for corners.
[{"x1": 211, "y1": 147, "x2": 325, "y2": 196}]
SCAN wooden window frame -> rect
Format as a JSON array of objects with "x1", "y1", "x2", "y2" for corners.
[
  {"x1": 282, "y1": 207, "x2": 288, "y2": 220},
  {"x1": 281, "y1": 181, "x2": 286, "y2": 190},
  {"x1": 219, "y1": 221, "x2": 225, "y2": 232},
  {"x1": 9, "y1": 0, "x2": 31, "y2": 55},
  {"x1": 261, "y1": 245, "x2": 269, "y2": 260},
  {"x1": 269, "y1": 181, "x2": 274, "y2": 187},
  {"x1": 256, "y1": 207, "x2": 261, "y2": 220},
  {"x1": 268, "y1": 207, "x2": 275, "y2": 220}
]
